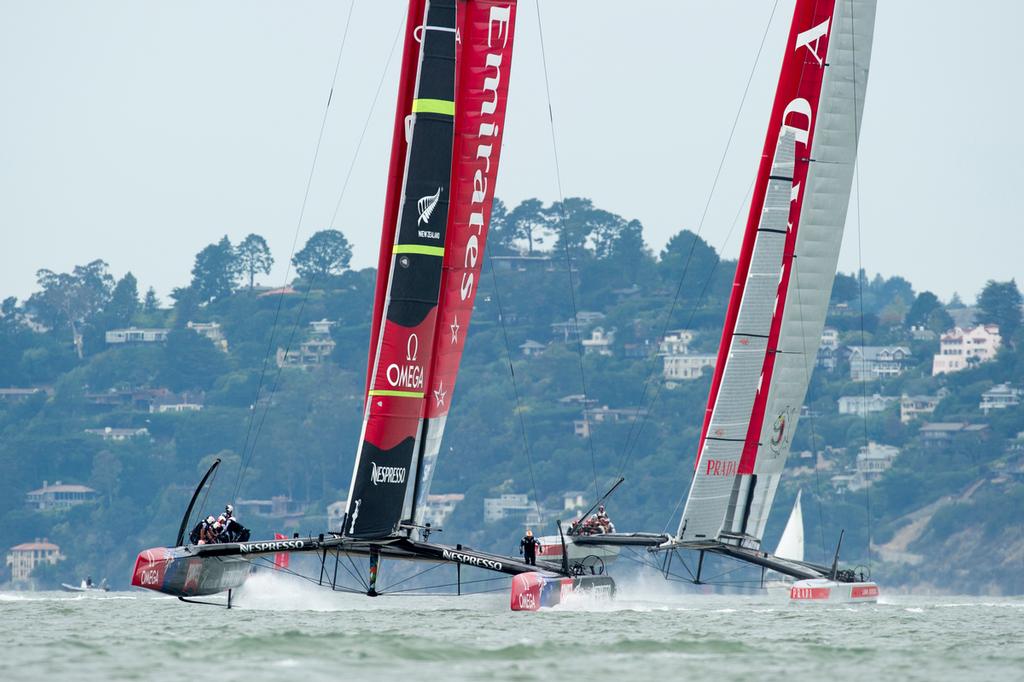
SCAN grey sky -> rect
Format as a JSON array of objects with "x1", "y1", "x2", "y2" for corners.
[{"x1": 1, "y1": 1, "x2": 1021, "y2": 305}]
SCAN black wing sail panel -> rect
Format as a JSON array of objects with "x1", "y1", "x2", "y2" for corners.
[{"x1": 345, "y1": 0, "x2": 458, "y2": 540}]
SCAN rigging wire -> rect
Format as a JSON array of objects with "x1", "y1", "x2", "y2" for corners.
[
  {"x1": 232, "y1": 6, "x2": 404, "y2": 501},
  {"x1": 657, "y1": 178, "x2": 755, "y2": 534},
  {"x1": 488, "y1": 261, "x2": 543, "y2": 519},
  {"x1": 848, "y1": 0, "x2": 874, "y2": 572},
  {"x1": 534, "y1": 0, "x2": 600, "y2": 499},
  {"x1": 231, "y1": 0, "x2": 357, "y2": 501},
  {"x1": 614, "y1": 0, "x2": 782, "y2": 482}
]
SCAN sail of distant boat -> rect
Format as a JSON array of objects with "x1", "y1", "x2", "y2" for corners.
[{"x1": 775, "y1": 490, "x2": 804, "y2": 562}]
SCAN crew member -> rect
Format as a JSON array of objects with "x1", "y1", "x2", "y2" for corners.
[
  {"x1": 199, "y1": 515, "x2": 219, "y2": 545},
  {"x1": 520, "y1": 529, "x2": 542, "y2": 566},
  {"x1": 596, "y1": 505, "x2": 615, "y2": 533},
  {"x1": 221, "y1": 505, "x2": 249, "y2": 542}
]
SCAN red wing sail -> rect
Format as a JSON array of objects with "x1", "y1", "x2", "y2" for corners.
[
  {"x1": 413, "y1": 0, "x2": 518, "y2": 523},
  {"x1": 679, "y1": 0, "x2": 876, "y2": 544},
  {"x1": 346, "y1": 0, "x2": 459, "y2": 539}
]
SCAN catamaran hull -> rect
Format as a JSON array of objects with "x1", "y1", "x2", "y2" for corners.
[
  {"x1": 131, "y1": 547, "x2": 250, "y2": 597},
  {"x1": 510, "y1": 572, "x2": 616, "y2": 611},
  {"x1": 789, "y1": 578, "x2": 879, "y2": 604},
  {"x1": 536, "y1": 536, "x2": 620, "y2": 567}
]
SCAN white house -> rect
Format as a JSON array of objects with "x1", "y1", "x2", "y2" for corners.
[
  {"x1": 573, "y1": 406, "x2": 647, "y2": 438},
  {"x1": 980, "y1": 383, "x2": 1020, "y2": 414},
  {"x1": 932, "y1": 324, "x2": 1001, "y2": 375},
  {"x1": 659, "y1": 329, "x2": 695, "y2": 356},
  {"x1": 848, "y1": 346, "x2": 911, "y2": 382},
  {"x1": 519, "y1": 340, "x2": 546, "y2": 357},
  {"x1": 187, "y1": 321, "x2": 228, "y2": 351},
  {"x1": 856, "y1": 442, "x2": 900, "y2": 482},
  {"x1": 105, "y1": 328, "x2": 169, "y2": 345},
  {"x1": 6, "y1": 539, "x2": 63, "y2": 583},
  {"x1": 84, "y1": 426, "x2": 150, "y2": 441},
  {"x1": 663, "y1": 354, "x2": 717, "y2": 384},
  {"x1": 838, "y1": 393, "x2": 897, "y2": 416},
  {"x1": 419, "y1": 493, "x2": 465, "y2": 527},
  {"x1": 581, "y1": 327, "x2": 615, "y2": 356},
  {"x1": 25, "y1": 481, "x2": 98, "y2": 511},
  {"x1": 484, "y1": 493, "x2": 535, "y2": 523}
]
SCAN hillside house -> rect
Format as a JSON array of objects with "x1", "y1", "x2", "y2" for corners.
[
  {"x1": 848, "y1": 346, "x2": 911, "y2": 382},
  {"x1": 550, "y1": 312, "x2": 605, "y2": 343},
  {"x1": 659, "y1": 330, "x2": 695, "y2": 356},
  {"x1": 838, "y1": 393, "x2": 897, "y2": 416},
  {"x1": 6, "y1": 539, "x2": 63, "y2": 583},
  {"x1": 574, "y1": 406, "x2": 647, "y2": 438},
  {"x1": 277, "y1": 319, "x2": 336, "y2": 368},
  {"x1": 663, "y1": 354, "x2": 716, "y2": 384},
  {"x1": 187, "y1": 321, "x2": 228, "y2": 351},
  {"x1": 932, "y1": 324, "x2": 1001, "y2": 375},
  {"x1": 581, "y1": 327, "x2": 615, "y2": 356},
  {"x1": 420, "y1": 493, "x2": 465, "y2": 528},
  {"x1": 900, "y1": 390, "x2": 947, "y2": 424},
  {"x1": 236, "y1": 496, "x2": 303, "y2": 519},
  {"x1": 519, "y1": 340, "x2": 545, "y2": 357},
  {"x1": 25, "y1": 481, "x2": 98, "y2": 511},
  {"x1": 0, "y1": 387, "x2": 50, "y2": 402},
  {"x1": 856, "y1": 442, "x2": 900, "y2": 483},
  {"x1": 84, "y1": 426, "x2": 150, "y2": 441},
  {"x1": 483, "y1": 493, "x2": 541, "y2": 525},
  {"x1": 817, "y1": 328, "x2": 840, "y2": 371},
  {"x1": 920, "y1": 422, "x2": 989, "y2": 443},
  {"x1": 105, "y1": 328, "x2": 169, "y2": 345},
  {"x1": 980, "y1": 383, "x2": 1020, "y2": 414}
]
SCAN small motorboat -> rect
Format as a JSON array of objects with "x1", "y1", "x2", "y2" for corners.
[{"x1": 61, "y1": 578, "x2": 109, "y2": 593}]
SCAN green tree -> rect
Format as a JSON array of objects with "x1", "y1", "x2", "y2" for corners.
[
  {"x1": 236, "y1": 233, "x2": 274, "y2": 290},
  {"x1": 28, "y1": 260, "x2": 114, "y2": 358},
  {"x1": 831, "y1": 272, "x2": 860, "y2": 304},
  {"x1": 107, "y1": 272, "x2": 140, "y2": 328},
  {"x1": 906, "y1": 291, "x2": 942, "y2": 328},
  {"x1": 90, "y1": 450, "x2": 123, "y2": 505},
  {"x1": 292, "y1": 229, "x2": 353, "y2": 280},
  {"x1": 143, "y1": 287, "x2": 160, "y2": 312},
  {"x1": 159, "y1": 328, "x2": 228, "y2": 390},
  {"x1": 505, "y1": 198, "x2": 548, "y2": 255},
  {"x1": 659, "y1": 229, "x2": 718, "y2": 287},
  {"x1": 977, "y1": 279, "x2": 1022, "y2": 339},
  {"x1": 190, "y1": 236, "x2": 238, "y2": 303}
]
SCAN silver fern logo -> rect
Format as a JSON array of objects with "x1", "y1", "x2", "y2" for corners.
[{"x1": 417, "y1": 187, "x2": 443, "y2": 225}]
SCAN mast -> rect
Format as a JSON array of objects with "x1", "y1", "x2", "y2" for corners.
[
  {"x1": 678, "y1": 0, "x2": 876, "y2": 546},
  {"x1": 412, "y1": 0, "x2": 518, "y2": 524},
  {"x1": 346, "y1": 0, "x2": 459, "y2": 539},
  {"x1": 347, "y1": 1, "x2": 519, "y2": 540}
]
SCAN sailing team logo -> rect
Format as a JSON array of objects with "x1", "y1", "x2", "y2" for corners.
[
  {"x1": 417, "y1": 187, "x2": 443, "y2": 225},
  {"x1": 768, "y1": 406, "x2": 797, "y2": 456},
  {"x1": 370, "y1": 461, "x2": 407, "y2": 486},
  {"x1": 385, "y1": 332, "x2": 423, "y2": 390}
]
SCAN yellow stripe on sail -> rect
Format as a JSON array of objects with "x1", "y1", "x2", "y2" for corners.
[
  {"x1": 393, "y1": 244, "x2": 444, "y2": 257},
  {"x1": 411, "y1": 98, "x2": 455, "y2": 116},
  {"x1": 368, "y1": 389, "x2": 424, "y2": 399}
]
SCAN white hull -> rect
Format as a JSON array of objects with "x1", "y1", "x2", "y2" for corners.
[{"x1": 789, "y1": 578, "x2": 879, "y2": 604}]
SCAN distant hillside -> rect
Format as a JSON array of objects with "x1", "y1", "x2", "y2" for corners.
[{"x1": 1, "y1": 197, "x2": 1021, "y2": 594}]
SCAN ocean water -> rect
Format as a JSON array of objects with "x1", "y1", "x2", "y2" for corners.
[{"x1": 1, "y1": 573, "x2": 1021, "y2": 682}]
